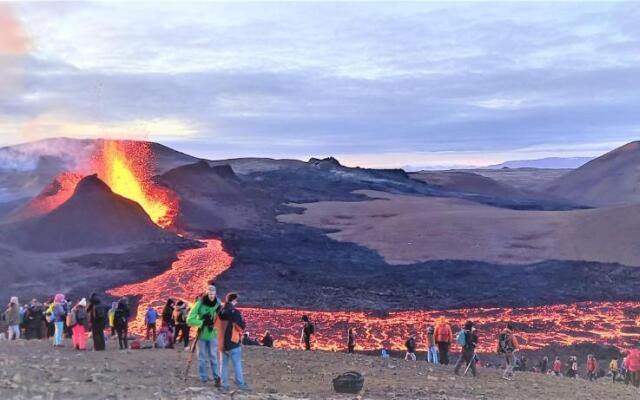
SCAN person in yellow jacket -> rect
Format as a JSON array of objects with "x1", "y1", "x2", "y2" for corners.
[{"x1": 610, "y1": 357, "x2": 620, "y2": 383}]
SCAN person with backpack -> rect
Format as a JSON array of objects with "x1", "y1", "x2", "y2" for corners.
[
  {"x1": 610, "y1": 357, "x2": 620, "y2": 382},
  {"x1": 144, "y1": 305, "x2": 158, "y2": 341},
  {"x1": 186, "y1": 280, "x2": 222, "y2": 385},
  {"x1": 300, "y1": 315, "x2": 315, "y2": 351},
  {"x1": 587, "y1": 354, "x2": 598, "y2": 381},
  {"x1": 426, "y1": 325, "x2": 439, "y2": 364},
  {"x1": 434, "y1": 317, "x2": 453, "y2": 365},
  {"x1": 454, "y1": 321, "x2": 478, "y2": 377},
  {"x1": 25, "y1": 299, "x2": 44, "y2": 340},
  {"x1": 497, "y1": 323, "x2": 519, "y2": 380},
  {"x1": 4, "y1": 297, "x2": 21, "y2": 340},
  {"x1": 261, "y1": 331, "x2": 274, "y2": 348},
  {"x1": 404, "y1": 336, "x2": 417, "y2": 361},
  {"x1": 219, "y1": 292, "x2": 250, "y2": 392},
  {"x1": 347, "y1": 328, "x2": 355, "y2": 354},
  {"x1": 52, "y1": 294, "x2": 67, "y2": 347},
  {"x1": 87, "y1": 293, "x2": 108, "y2": 351},
  {"x1": 552, "y1": 356, "x2": 562, "y2": 376},
  {"x1": 114, "y1": 298, "x2": 130, "y2": 350},
  {"x1": 70, "y1": 298, "x2": 89, "y2": 350},
  {"x1": 173, "y1": 300, "x2": 190, "y2": 349}
]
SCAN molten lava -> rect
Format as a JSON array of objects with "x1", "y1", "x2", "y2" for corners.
[
  {"x1": 109, "y1": 239, "x2": 640, "y2": 353},
  {"x1": 9, "y1": 171, "x2": 82, "y2": 221},
  {"x1": 93, "y1": 140, "x2": 177, "y2": 228}
]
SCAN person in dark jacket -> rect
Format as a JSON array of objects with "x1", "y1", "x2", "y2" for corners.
[
  {"x1": 87, "y1": 293, "x2": 108, "y2": 351},
  {"x1": 161, "y1": 299, "x2": 175, "y2": 330},
  {"x1": 219, "y1": 292, "x2": 249, "y2": 392},
  {"x1": 114, "y1": 298, "x2": 130, "y2": 350},
  {"x1": 300, "y1": 315, "x2": 314, "y2": 351},
  {"x1": 261, "y1": 331, "x2": 274, "y2": 348},
  {"x1": 347, "y1": 328, "x2": 356, "y2": 354},
  {"x1": 173, "y1": 300, "x2": 190, "y2": 348},
  {"x1": 454, "y1": 321, "x2": 478, "y2": 377},
  {"x1": 405, "y1": 336, "x2": 417, "y2": 361}
]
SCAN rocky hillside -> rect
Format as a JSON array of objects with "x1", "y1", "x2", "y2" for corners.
[{"x1": 0, "y1": 340, "x2": 638, "y2": 400}]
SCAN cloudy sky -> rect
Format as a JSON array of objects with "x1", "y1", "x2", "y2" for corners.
[{"x1": 0, "y1": 1, "x2": 639, "y2": 168}]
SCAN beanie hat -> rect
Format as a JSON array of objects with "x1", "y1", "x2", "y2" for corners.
[
  {"x1": 54, "y1": 293, "x2": 65, "y2": 303},
  {"x1": 225, "y1": 292, "x2": 238, "y2": 303}
]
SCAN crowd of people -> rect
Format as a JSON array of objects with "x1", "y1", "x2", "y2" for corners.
[{"x1": 4, "y1": 289, "x2": 640, "y2": 391}]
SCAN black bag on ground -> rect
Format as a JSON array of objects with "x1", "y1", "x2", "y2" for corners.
[{"x1": 332, "y1": 371, "x2": 364, "y2": 394}]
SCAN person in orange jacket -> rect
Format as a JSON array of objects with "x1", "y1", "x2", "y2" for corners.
[{"x1": 434, "y1": 317, "x2": 453, "y2": 365}]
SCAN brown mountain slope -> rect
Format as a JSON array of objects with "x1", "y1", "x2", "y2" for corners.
[{"x1": 543, "y1": 141, "x2": 640, "y2": 206}]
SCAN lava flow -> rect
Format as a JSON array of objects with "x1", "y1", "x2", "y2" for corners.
[
  {"x1": 92, "y1": 140, "x2": 177, "y2": 228},
  {"x1": 107, "y1": 239, "x2": 233, "y2": 333},
  {"x1": 108, "y1": 239, "x2": 640, "y2": 353}
]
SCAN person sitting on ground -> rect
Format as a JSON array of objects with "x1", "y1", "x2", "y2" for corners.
[
  {"x1": 186, "y1": 280, "x2": 222, "y2": 386},
  {"x1": 454, "y1": 321, "x2": 478, "y2": 377},
  {"x1": 261, "y1": 331, "x2": 274, "y2": 348},
  {"x1": 219, "y1": 292, "x2": 250, "y2": 392},
  {"x1": 347, "y1": 328, "x2": 356, "y2": 354},
  {"x1": 70, "y1": 298, "x2": 89, "y2": 350},
  {"x1": 552, "y1": 356, "x2": 562, "y2": 376},
  {"x1": 587, "y1": 354, "x2": 598, "y2": 381},
  {"x1": 144, "y1": 305, "x2": 158, "y2": 342},
  {"x1": 241, "y1": 332, "x2": 260, "y2": 346},
  {"x1": 426, "y1": 325, "x2": 439, "y2": 364},
  {"x1": 300, "y1": 315, "x2": 315, "y2": 351},
  {"x1": 497, "y1": 323, "x2": 519, "y2": 381},
  {"x1": 610, "y1": 356, "x2": 619, "y2": 383},
  {"x1": 434, "y1": 317, "x2": 453, "y2": 365},
  {"x1": 4, "y1": 297, "x2": 21, "y2": 341},
  {"x1": 405, "y1": 336, "x2": 417, "y2": 361}
]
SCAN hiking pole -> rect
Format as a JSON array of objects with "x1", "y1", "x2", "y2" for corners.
[
  {"x1": 183, "y1": 327, "x2": 202, "y2": 381},
  {"x1": 463, "y1": 353, "x2": 477, "y2": 376}
]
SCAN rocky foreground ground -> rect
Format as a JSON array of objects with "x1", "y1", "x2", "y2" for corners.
[{"x1": 1, "y1": 339, "x2": 639, "y2": 400}]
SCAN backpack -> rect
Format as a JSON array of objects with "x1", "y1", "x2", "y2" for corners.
[
  {"x1": 156, "y1": 327, "x2": 173, "y2": 349},
  {"x1": 114, "y1": 308, "x2": 127, "y2": 327},
  {"x1": 45, "y1": 303, "x2": 55, "y2": 323},
  {"x1": 498, "y1": 332, "x2": 514, "y2": 353},
  {"x1": 93, "y1": 304, "x2": 108, "y2": 326},
  {"x1": 66, "y1": 310, "x2": 77, "y2": 327},
  {"x1": 332, "y1": 371, "x2": 364, "y2": 394},
  {"x1": 130, "y1": 340, "x2": 141, "y2": 350},
  {"x1": 304, "y1": 322, "x2": 315, "y2": 335},
  {"x1": 456, "y1": 330, "x2": 467, "y2": 346}
]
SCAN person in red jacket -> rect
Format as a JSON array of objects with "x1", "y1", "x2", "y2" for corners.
[
  {"x1": 626, "y1": 348, "x2": 640, "y2": 387},
  {"x1": 586, "y1": 354, "x2": 598, "y2": 381},
  {"x1": 552, "y1": 356, "x2": 562, "y2": 376},
  {"x1": 434, "y1": 317, "x2": 453, "y2": 365}
]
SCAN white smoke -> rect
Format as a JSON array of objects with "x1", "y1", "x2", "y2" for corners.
[{"x1": 0, "y1": 137, "x2": 97, "y2": 172}]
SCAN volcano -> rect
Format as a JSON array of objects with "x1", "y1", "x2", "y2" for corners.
[
  {"x1": 5, "y1": 174, "x2": 175, "y2": 252},
  {"x1": 543, "y1": 141, "x2": 640, "y2": 206}
]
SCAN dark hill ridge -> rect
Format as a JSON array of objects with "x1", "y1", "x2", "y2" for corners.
[
  {"x1": 4, "y1": 174, "x2": 176, "y2": 252},
  {"x1": 544, "y1": 141, "x2": 640, "y2": 206}
]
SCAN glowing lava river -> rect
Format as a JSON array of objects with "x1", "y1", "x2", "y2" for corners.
[{"x1": 108, "y1": 240, "x2": 640, "y2": 353}]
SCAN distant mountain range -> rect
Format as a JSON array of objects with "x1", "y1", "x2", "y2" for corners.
[{"x1": 486, "y1": 157, "x2": 593, "y2": 169}]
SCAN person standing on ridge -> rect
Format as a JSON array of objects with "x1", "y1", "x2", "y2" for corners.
[
  {"x1": 219, "y1": 292, "x2": 250, "y2": 392},
  {"x1": 434, "y1": 317, "x2": 453, "y2": 365},
  {"x1": 454, "y1": 321, "x2": 478, "y2": 377},
  {"x1": 347, "y1": 328, "x2": 356, "y2": 354},
  {"x1": 187, "y1": 280, "x2": 222, "y2": 386},
  {"x1": 114, "y1": 297, "x2": 130, "y2": 350},
  {"x1": 144, "y1": 305, "x2": 158, "y2": 341},
  {"x1": 87, "y1": 293, "x2": 108, "y2": 351},
  {"x1": 300, "y1": 315, "x2": 315, "y2": 351},
  {"x1": 426, "y1": 325, "x2": 439, "y2": 364},
  {"x1": 497, "y1": 323, "x2": 519, "y2": 380}
]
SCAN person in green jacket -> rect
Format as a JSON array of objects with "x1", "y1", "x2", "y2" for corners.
[{"x1": 187, "y1": 279, "x2": 222, "y2": 386}]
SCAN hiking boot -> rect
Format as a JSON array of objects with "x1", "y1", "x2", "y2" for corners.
[
  {"x1": 237, "y1": 384, "x2": 251, "y2": 392},
  {"x1": 214, "y1": 377, "x2": 221, "y2": 388}
]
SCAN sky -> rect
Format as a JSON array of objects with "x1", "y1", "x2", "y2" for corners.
[{"x1": 0, "y1": 1, "x2": 639, "y2": 168}]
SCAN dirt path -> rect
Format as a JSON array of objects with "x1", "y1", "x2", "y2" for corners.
[{"x1": 0, "y1": 339, "x2": 638, "y2": 399}]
